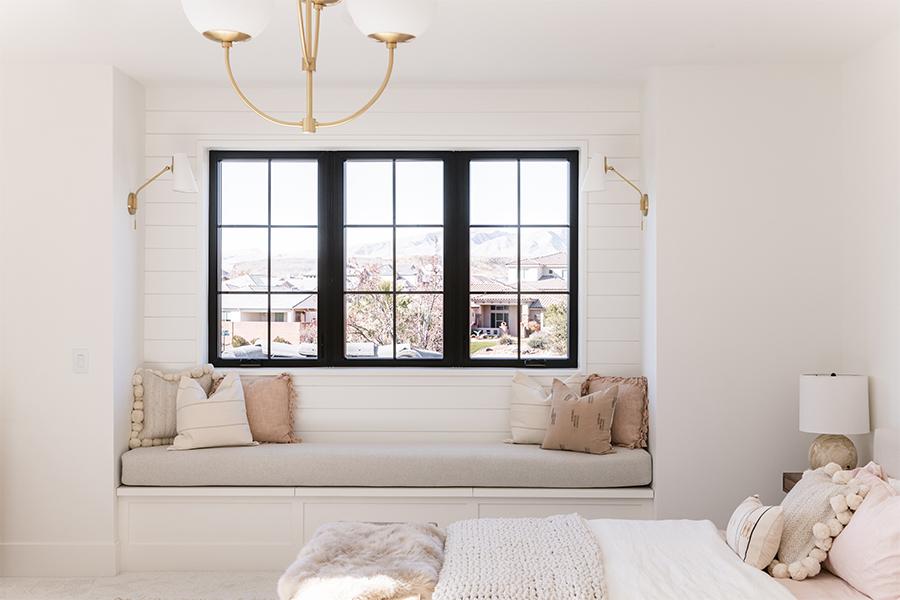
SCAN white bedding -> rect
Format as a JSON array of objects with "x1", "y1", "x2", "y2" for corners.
[{"x1": 589, "y1": 519, "x2": 796, "y2": 600}]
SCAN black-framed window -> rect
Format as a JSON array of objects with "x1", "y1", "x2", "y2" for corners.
[{"x1": 209, "y1": 150, "x2": 578, "y2": 368}]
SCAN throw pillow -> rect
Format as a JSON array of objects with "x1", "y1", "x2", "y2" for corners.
[
  {"x1": 540, "y1": 379, "x2": 617, "y2": 455},
  {"x1": 769, "y1": 463, "x2": 870, "y2": 581},
  {"x1": 171, "y1": 372, "x2": 255, "y2": 450},
  {"x1": 726, "y1": 495, "x2": 784, "y2": 570},
  {"x1": 507, "y1": 372, "x2": 586, "y2": 444},
  {"x1": 826, "y1": 472, "x2": 900, "y2": 600},
  {"x1": 583, "y1": 374, "x2": 648, "y2": 448},
  {"x1": 129, "y1": 364, "x2": 214, "y2": 448},
  {"x1": 212, "y1": 373, "x2": 299, "y2": 443}
]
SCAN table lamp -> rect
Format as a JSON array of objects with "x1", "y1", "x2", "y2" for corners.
[{"x1": 799, "y1": 373, "x2": 869, "y2": 469}]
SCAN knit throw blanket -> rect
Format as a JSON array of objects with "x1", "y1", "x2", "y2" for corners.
[{"x1": 433, "y1": 514, "x2": 607, "y2": 600}]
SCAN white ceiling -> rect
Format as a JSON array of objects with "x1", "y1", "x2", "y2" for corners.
[{"x1": 1, "y1": 0, "x2": 898, "y2": 87}]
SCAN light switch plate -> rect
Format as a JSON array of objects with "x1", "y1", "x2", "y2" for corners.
[{"x1": 72, "y1": 348, "x2": 89, "y2": 374}]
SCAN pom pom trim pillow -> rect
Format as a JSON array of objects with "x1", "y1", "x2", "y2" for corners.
[
  {"x1": 129, "y1": 364, "x2": 214, "y2": 449},
  {"x1": 726, "y1": 495, "x2": 784, "y2": 570},
  {"x1": 171, "y1": 372, "x2": 256, "y2": 451},
  {"x1": 769, "y1": 462, "x2": 870, "y2": 581}
]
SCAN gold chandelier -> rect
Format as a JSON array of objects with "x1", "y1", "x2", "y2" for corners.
[{"x1": 182, "y1": 0, "x2": 436, "y2": 133}]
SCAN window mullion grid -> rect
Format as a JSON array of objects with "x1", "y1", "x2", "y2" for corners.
[
  {"x1": 516, "y1": 159, "x2": 522, "y2": 361},
  {"x1": 266, "y1": 159, "x2": 272, "y2": 361},
  {"x1": 392, "y1": 160, "x2": 398, "y2": 360}
]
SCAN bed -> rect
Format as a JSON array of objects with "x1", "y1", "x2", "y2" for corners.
[{"x1": 279, "y1": 427, "x2": 898, "y2": 600}]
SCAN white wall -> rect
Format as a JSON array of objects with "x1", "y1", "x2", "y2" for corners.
[
  {"x1": 141, "y1": 85, "x2": 645, "y2": 441},
  {"x1": 0, "y1": 65, "x2": 144, "y2": 576},
  {"x1": 839, "y1": 31, "x2": 900, "y2": 442},
  {"x1": 643, "y1": 66, "x2": 845, "y2": 525}
]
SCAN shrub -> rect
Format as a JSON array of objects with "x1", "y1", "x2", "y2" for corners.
[
  {"x1": 499, "y1": 334, "x2": 515, "y2": 345},
  {"x1": 526, "y1": 330, "x2": 550, "y2": 349},
  {"x1": 232, "y1": 335, "x2": 250, "y2": 348},
  {"x1": 273, "y1": 336, "x2": 292, "y2": 345}
]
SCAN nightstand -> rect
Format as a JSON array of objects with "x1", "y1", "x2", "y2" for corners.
[{"x1": 783, "y1": 472, "x2": 802, "y2": 493}]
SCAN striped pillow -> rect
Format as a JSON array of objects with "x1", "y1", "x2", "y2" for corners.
[
  {"x1": 171, "y1": 373, "x2": 255, "y2": 450},
  {"x1": 726, "y1": 495, "x2": 784, "y2": 570}
]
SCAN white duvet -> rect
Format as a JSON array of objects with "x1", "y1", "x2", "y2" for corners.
[{"x1": 589, "y1": 519, "x2": 796, "y2": 600}]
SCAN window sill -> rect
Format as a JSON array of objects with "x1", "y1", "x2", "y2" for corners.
[{"x1": 211, "y1": 365, "x2": 585, "y2": 379}]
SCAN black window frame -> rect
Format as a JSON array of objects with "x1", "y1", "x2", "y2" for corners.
[{"x1": 209, "y1": 149, "x2": 579, "y2": 369}]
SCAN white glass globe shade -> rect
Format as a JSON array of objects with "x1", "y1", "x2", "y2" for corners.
[
  {"x1": 181, "y1": 0, "x2": 275, "y2": 40},
  {"x1": 346, "y1": 0, "x2": 437, "y2": 39}
]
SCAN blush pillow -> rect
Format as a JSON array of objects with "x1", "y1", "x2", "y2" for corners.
[
  {"x1": 212, "y1": 373, "x2": 299, "y2": 443},
  {"x1": 826, "y1": 472, "x2": 900, "y2": 600},
  {"x1": 583, "y1": 375, "x2": 648, "y2": 449}
]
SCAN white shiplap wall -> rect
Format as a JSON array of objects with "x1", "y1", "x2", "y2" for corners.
[{"x1": 141, "y1": 85, "x2": 643, "y2": 441}]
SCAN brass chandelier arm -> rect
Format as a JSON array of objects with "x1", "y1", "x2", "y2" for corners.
[
  {"x1": 223, "y1": 44, "x2": 304, "y2": 128},
  {"x1": 606, "y1": 165, "x2": 643, "y2": 196},
  {"x1": 318, "y1": 43, "x2": 396, "y2": 129}
]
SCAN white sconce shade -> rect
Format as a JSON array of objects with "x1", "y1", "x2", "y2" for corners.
[
  {"x1": 799, "y1": 374, "x2": 870, "y2": 435},
  {"x1": 346, "y1": 0, "x2": 437, "y2": 39},
  {"x1": 581, "y1": 155, "x2": 607, "y2": 192},
  {"x1": 172, "y1": 154, "x2": 198, "y2": 194},
  {"x1": 181, "y1": 0, "x2": 274, "y2": 40}
]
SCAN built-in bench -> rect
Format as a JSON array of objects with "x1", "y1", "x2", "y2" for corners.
[{"x1": 117, "y1": 442, "x2": 653, "y2": 571}]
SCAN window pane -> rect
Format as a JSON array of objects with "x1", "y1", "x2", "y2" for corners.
[
  {"x1": 396, "y1": 227, "x2": 443, "y2": 291},
  {"x1": 345, "y1": 293, "x2": 394, "y2": 359},
  {"x1": 345, "y1": 161, "x2": 393, "y2": 225},
  {"x1": 271, "y1": 228, "x2": 317, "y2": 291},
  {"x1": 520, "y1": 227, "x2": 569, "y2": 292},
  {"x1": 271, "y1": 294, "x2": 317, "y2": 359},
  {"x1": 219, "y1": 294, "x2": 267, "y2": 359},
  {"x1": 521, "y1": 294, "x2": 569, "y2": 359},
  {"x1": 397, "y1": 294, "x2": 443, "y2": 358},
  {"x1": 220, "y1": 228, "x2": 268, "y2": 291},
  {"x1": 470, "y1": 227, "x2": 517, "y2": 292},
  {"x1": 345, "y1": 227, "x2": 393, "y2": 292},
  {"x1": 469, "y1": 293, "x2": 519, "y2": 359},
  {"x1": 470, "y1": 161, "x2": 518, "y2": 225},
  {"x1": 221, "y1": 161, "x2": 268, "y2": 225},
  {"x1": 271, "y1": 161, "x2": 317, "y2": 225},
  {"x1": 396, "y1": 161, "x2": 443, "y2": 225},
  {"x1": 521, "y1": 160, "x2": 569, "y2": 225}
]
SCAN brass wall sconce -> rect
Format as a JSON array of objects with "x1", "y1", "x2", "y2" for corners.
[
  {"x1": 127, "y1": 153, "x2": 198, "y2": 226},
  {"x1": 582, "y1": 155, "x2": 650, "y2": 228}
]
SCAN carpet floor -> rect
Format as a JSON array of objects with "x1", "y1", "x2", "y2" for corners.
[{"x1": 0, "y1": 572, "x2": 280, "y2": 600}]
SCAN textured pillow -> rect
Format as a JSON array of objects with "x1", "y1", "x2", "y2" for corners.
[
  {"x1": 889, "y1": 478, "x2": 900, "y2": 493},
  {"x1": 583, "y1": 375, "x2": 648, "y2": 448},
  {"x1": 770, "y1": 463, "x2": 870, "y2": 581},
  {"x1": 726, "y1": 495, "x2": 784, "y2": 570},
  {"x1": 826, "y1": 473, "x2": 900, "y2": 600},
  {"x1": 212, "y1": 373, "x2": 299, "y2": 443},
  {"x1": 171, "y1": 373, "x2": 255, "y2": 451},
  {"x1": 507, "y1": 372, "x2": 586, "y2": 444},
  {"x1": 540, "y1": 379, "x2": 617, "y2": 455},
  {"x1": 129, "y1": 364, "x2": 214, "y2": 448}
]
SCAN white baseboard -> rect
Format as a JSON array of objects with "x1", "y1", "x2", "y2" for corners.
[{"x1": 0, "y1": 542, "x2": 117, "y2": 576}]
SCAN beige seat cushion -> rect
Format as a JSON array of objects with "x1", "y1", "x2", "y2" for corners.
[
  {"x1": 540, "y1": 380, "x2": 618, "y2": 455},
  {"x1": 584, "y1": 375, "x2": 649, "y2": 449},
  {"x1": 121, "y1": 442, "x2": 652, "y2": 488}
]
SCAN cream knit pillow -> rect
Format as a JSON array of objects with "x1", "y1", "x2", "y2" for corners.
[
  {"x1": 129, "y1": 364, "x2": 214, "y2": 448},
  {"x1": 507, "y1": 372, "x2": 586, "y2": 444},
  {"x1": 171, "y1": 373, "x2": 255, "y2": 451},
  {"x1": 726, "y1": 495, "x2": 784, "y2": 570},
  {"x1": 769, "y1": 463, "x2": 870, "y2": 581}
]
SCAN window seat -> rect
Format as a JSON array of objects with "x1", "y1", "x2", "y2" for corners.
[{"x1": 120, "y1": 442, "x2": 652, "y2": 488}]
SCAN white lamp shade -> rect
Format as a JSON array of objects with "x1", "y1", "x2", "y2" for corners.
[
  {"x1": 346, "y1": 0, "x2": 437, "y2": 38},
  {"x1": 799, "y1": 374, "x2": 870, "y2": 435},
  {"x1": 581, "y1": 155, "x2": 607, "y2": 192},
  {"x1": 172, "y1": 154, "x2": 198, "y2": 194},
  {"x1": 181, "y1": 0, "x2": 274, "y2": 39}
]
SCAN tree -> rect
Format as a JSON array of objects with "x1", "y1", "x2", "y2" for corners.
[{"x1": 543, "y1": 301, "x2": 568, "y2": 356}]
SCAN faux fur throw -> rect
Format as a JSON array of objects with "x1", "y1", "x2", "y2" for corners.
[
  {"x1": 433, "y1": 514, "x2": 607, "y2": 600},
  {"x1": 278, "y1": 521, "x2": 445, "y2": 600}
]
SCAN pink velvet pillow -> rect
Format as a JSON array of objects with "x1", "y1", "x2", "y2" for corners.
[{"x1": 826, "y1": 471, "x2": 900, "y2": 600}]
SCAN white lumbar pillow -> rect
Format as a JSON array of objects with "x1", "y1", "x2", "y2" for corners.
[
  {"x1": 171, "y1": 372, "x2": 255, "y2": 450},
  {"x1": 726, "y1": 495, "x2": 785, "y2": 570},
  {"x1": 507, "y1": 372, "x2": 585, "y2": 444}
]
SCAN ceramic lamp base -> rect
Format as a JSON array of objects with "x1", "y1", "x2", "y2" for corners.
[{"x1": 809, "y1": 434, "x2": 858, "y2": 470}]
